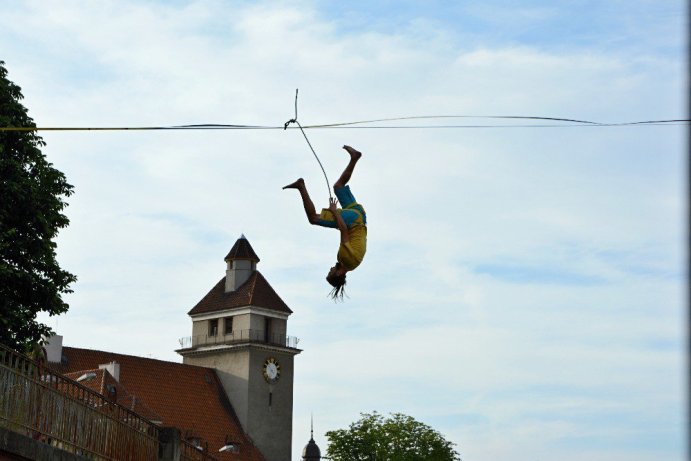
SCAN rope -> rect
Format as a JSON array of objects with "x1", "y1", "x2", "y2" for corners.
[
  {"x1": 0, "y1": 117, "x2": 687, "y2": 132},
  {"x1": 284, "y1": 89, "x2": 333, "y2": 200}
]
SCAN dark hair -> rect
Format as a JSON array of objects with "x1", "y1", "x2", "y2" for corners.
[{"x1": 327, "y1": 273, "x2": 347, "y2": 301}]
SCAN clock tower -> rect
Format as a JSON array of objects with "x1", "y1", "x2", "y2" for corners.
[{"x1": 177, "y1": 235, "x2": 301, "y2": 461}]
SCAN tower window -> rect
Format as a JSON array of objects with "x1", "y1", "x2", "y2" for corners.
[
  {"x1": 224, "y1": 316, "x2": 233, "y2": 335},
  {"x1": 209, "y1": 319, "x2": 218, "y2": 337},
  {"x1": 264, "y1": 317, "x2": 272, "y2": 343}
]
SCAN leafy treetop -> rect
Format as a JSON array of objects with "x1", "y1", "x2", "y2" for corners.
[
  {"x1": 0, "y1": 60, "x2": 76, "y2": 352},
  {"x1": 325, "y1": 412, "x2": 461, "y2": 461}
]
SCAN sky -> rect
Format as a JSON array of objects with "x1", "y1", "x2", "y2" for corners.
[{"x1": 1, "y1": 1, "x2": 687, "y2": 460}]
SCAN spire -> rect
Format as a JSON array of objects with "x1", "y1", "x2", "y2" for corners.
[
  {"x1": 225, "y1": 234, "x2": 260, "y2": 262},
  {"x1": 302, "y1": 417, "x2": 321, "y2": 460}
]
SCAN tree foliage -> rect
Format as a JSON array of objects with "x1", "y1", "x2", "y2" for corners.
[
  {"x1": 325, "y1": 412, "x2": 461, "y2": 461},
  {"x1": 0, "y1": 61, "x2": 76, "y2": 352}
]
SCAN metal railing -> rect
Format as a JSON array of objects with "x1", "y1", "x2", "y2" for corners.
[
  {"x1": 0, "y1": 343, "x2": 159, "y2": 460},
  {"x1": 178, "y1": 329, "x2": 299, "y2": 350}
]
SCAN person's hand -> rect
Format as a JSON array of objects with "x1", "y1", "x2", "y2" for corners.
[{"x1": 328, "y1": 197, "x2": 339, "y2": 213}]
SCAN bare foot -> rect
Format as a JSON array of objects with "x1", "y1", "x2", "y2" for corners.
[
  {"x1": 282, "y1": 178, "x2": 304, "y2": 190},
  {"x1": 342, "y1": 145, "x2": 362, "y2": 161}
]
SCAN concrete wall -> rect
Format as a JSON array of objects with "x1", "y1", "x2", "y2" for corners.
[
  {"x1": 247, "y1": 316, "x2": 287, "y2": 338},
  {"x1": 191, "y1": 320, "x2": 207, "y2": 338},
  {"x1": 192, "y1": 314, "x2": 287, "y2": 339},
  {"x1": 271, "y1": 318, "x2": 287, "y2": 337},
  {"x1": 0, "y1": 427, "x2": 92, "y2": 461},
  {"x1": 246, "y1": 349, "x2": 295, "y2": 461},
  {"x1": 192, "y1": 313, "x2": 255, "y2": 339},
  {"x1": 192, "y1": 316, "x2": 287, "y2": 345},
  {"x1": 233, "y1": 313, "x2": 251, "y2": 331},
  {"x1": 0, "y1": 426, "x2": 188, "y2": 461},
  {"x1": 182, "y1": 350, "x2": 251, "y2": 432},
  {"x1": 225, "y1": 260, "x2": 254, "y2": 292},
  {"x1": 182, "y1": 346, "x2": 296, "y2": 461}
]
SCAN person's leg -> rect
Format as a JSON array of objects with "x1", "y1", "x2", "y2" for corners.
[
  {"x1": 283, "y1": 178, "x2": 320, "y2": 224},
  {"x1": 334, "y1": 145, "x2": 362, "y2": 190}
]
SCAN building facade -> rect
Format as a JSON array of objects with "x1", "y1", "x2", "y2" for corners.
[
  {"x1": 177, "y1": 236, "x2": 301, "y2": 461},
  {"x1": 33, "y1": 236, "x2": 300, "y2": 461}
]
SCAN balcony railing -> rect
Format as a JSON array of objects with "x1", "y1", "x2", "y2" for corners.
[
  {"x1": 178, "y1": 329, "x2": 299, "y2": 350},
  {"x1": 0, "y1": 343, "x2": 159, "y2": 460},
  {"x1": 0, "y1": 344, "x2": 225, "y2": 461}
]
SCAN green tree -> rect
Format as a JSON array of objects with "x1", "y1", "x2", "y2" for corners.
[
  {"x1": 325, "y1": 412, "x2": 461, "y2": 461},
  {"x1": 0, "y1": 61, "x2": 76, "y2": 352}
]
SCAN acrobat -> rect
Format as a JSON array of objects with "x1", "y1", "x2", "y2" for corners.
[{"x1": 283, "y1": 145, "x2": 367, "y2": 299}]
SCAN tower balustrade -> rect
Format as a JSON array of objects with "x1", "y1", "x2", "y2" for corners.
[{"x1": 178, "y1": 329, "x2": 299, "y2": 350}]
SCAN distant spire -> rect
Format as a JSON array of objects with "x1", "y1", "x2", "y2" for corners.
[{"x1": 302, "y1": 415, "x2": 321, "y2": 460}]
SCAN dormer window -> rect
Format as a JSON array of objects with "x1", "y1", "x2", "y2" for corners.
[
  {"x1": 209, "y1": 319, "x2": 218, "y2": 337},
  {"x1": 224, "y1": 316, "x2": 233, "y2": 335}
]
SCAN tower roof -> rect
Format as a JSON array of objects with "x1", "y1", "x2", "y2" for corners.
[
  {"x1": 188, "y1": 271, "x2": 292, "y2": 315},
  {"x1": 302, "y1": 417, "x2": 321, "y2": 460},
  {"x1": 225, "y1": 235, "x2": 260, "y2": 262},
  {"x1": 302, "y1": 438, "x2": 321, "y2": 460}
]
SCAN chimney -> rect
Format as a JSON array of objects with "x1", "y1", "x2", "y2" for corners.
[
  {"x1": 99, "y1": 361, "x2": 120, "y2": 382},
  {"x1": 44, "y1": 334, "x2": 63, "y2": 363},
  {"x1": 224, "y1": 234, "x2": 260, "y2": 292}
]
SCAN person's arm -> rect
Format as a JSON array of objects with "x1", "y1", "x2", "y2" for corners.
[{"x1": 328, "y1": 197, "x2": 350, "y2": 244}]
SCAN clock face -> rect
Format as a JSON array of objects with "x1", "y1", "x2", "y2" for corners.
[{"x1": 263, "y1": 357, "x2": 280, "y2": 383}]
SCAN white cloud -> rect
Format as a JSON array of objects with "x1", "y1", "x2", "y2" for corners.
[{"x1": 8, "y1": 1, "x2": 685, "y2": 460}]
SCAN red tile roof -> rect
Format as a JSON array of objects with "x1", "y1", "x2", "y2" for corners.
[
  {"x1": 188, "y1": 272, "x2": 292, "y2": 316},
  {"x1": 63, "y1": 368, "x2": 164, "y2": 423},
  {"x1": 52, "y1": 347, "x2": 265, "y2": 461}
]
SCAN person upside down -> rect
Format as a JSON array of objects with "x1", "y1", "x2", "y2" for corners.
[{"x1": 283, "y1": 145, "x2": 366, "y2": 300}]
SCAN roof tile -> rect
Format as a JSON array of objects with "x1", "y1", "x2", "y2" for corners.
[
  {"x1": 64, "y1": 368, "x2": 164, "y2": 422},
  {"x1": 53, "y1": 347, "x2": 266, "y2": 461},
  {"x1": 188, "y1": 271, "x2": 292, "y2": 316},
  {"x1": 225, "y1": 237, "x2": 260, "y2": 262}
]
